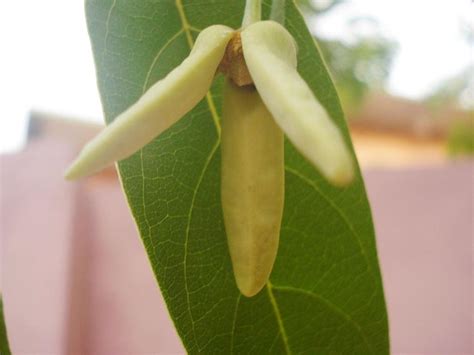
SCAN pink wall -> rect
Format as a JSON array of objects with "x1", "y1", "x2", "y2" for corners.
[
  {"x1": 364, "y1": 163, "x2": 473, "y2": 355},
  {"x1": 1, "y1": 139, "x2": 184, "y2": 354}
]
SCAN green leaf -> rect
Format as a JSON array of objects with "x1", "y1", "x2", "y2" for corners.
[
  {"x1": 85, "y1": 0, "x2": 389, "y2": 353},
  {"x1": 0, "y1": 297, "x2": 12, "y2": 355}
]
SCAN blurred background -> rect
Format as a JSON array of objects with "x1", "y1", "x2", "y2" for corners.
[
  {"x1": 303, "y1": 0, "x2": 473, "y2": 165},
  {"x1": 1, "y1": 0, "x2": 472, "y2": 162},
  {"x1": 0, "y1": 0, "x2": 472, "y2": 354}
]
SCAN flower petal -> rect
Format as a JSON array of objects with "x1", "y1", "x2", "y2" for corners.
[
  {"x1": 241, "y1": 21, "x2": 354, "y2": 186},
  {"x1": 221, "y1": 80, "x2": 284, "y2": 297},
  {"x1": 65, "y1": 25, "x2": 234, "y2": 180}
]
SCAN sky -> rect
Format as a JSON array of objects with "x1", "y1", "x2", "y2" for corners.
[
  {"x1": 312, "y1": 0, "x2": 473, "y2": 99},
  {"x1": 0, "y1": 0, "x2": 472, "y2": 153}
]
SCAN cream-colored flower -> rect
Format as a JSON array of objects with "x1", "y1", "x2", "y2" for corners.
[{"x1": 66, "y1": 19, "x2": 354, "y2": 297}]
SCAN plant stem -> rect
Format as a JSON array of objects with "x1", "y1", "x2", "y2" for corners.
[
  {"x1": 270, "y1": 0, "x2": 285, "y2": 24},
  {"x1": 242, "y1": 0, "x2": 261, "y2": 27}
]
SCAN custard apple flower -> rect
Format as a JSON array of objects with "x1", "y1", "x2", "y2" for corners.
[{"x1": 65, "y1": 18, "x2": 354, "y2": 297}]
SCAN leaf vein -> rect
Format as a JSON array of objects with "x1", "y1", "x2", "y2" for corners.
[
  {"x1": 266, "y1": 281, "x2": 292, "y2": 355},
  {"x1": 101, "y1": 0, "x2": 117, "y2": 67},
  {"x1": 230, "y1": 294, "x2": 241, "y2": 354},
  {"x1": 142, "y1": 29, "x2": 185, "y2": 91},
  {"x1": 271, "y1": 285, "x2": 374, "y2": 353},
  {"x1": 183, "y1": 140, "x2": 220, "y2": 351},
  {"x1": 175, "y1": 0, "x2": 222, "y2": 135},
  {"x1": 285, "y1": 166, "x2": 375, "y2": 280}
]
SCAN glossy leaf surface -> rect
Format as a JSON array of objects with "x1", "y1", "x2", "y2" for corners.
[{"x1": 85, "y1": 1, "x2": 389, "y2": 353}]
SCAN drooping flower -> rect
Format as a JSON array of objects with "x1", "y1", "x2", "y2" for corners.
[{"x1": 66, "y1": 9, "x2": 354, "y2": 297}]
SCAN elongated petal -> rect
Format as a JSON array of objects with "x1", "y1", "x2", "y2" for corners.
[
  {"x1": 221, "y1": 80, "x2": 284, "y2": 297},
  {"x1": 241, "y1": 21, "x2": 354, "y2": 186},
  {"x1": 65, "y1": 25, "x2": 234, "y2": 180}
]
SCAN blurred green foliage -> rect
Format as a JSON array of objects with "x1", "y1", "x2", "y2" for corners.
[
  {"x1": 423, "y1": 24, "x2": 473, "y2": 156},
  {"x1": 297, "y1": 0, "x2": 345, "y2": 14},
  {"x1": 319, "y1": 36, "x2": 396, "y2": 112},
  {"x1": 297, "y1": 0, "x2": 473, "y2": 157},
  {"x1": 297, "y1": 0, "x2": 397, "y2": 114},
  {"x1": 447, "y1": 119, "x2": 474, "y2": 156},
  {"x1": 424, "y1": 64, "x2": 473, "y2": 112}
]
